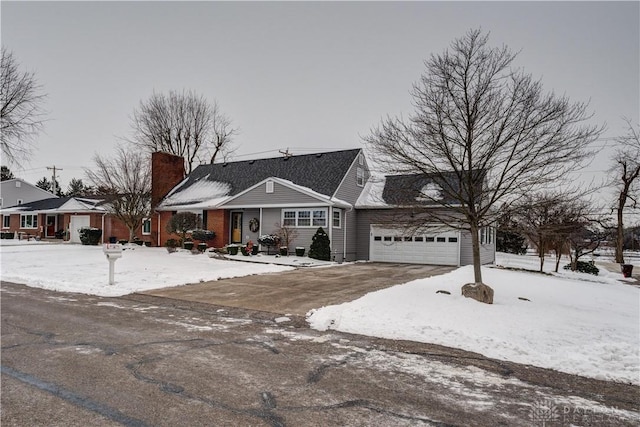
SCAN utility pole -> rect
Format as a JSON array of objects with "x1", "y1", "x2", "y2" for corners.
[{"x1": 46, "y1": 166, "x2": 62, "y2": 195}]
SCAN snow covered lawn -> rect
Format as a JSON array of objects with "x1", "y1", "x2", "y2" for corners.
[
  {"x1": 0, "y1": 242, "x2": 293, "y2": 297},
  {"x1": 308, "y1": 254, "x2": 640, "y2": 385},
  {"x1": 2, "y1": 242, "x2": 638, "y2": 385}
]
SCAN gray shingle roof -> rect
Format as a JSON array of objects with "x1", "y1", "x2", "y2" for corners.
[
  {"x1": 3, "y1": 197, "x2": 71, "y2": 211},
  {"x1": 382, "y1": 170, "x2": 485, "y2": 206},
  {"x1": 171, "y1": 148, "x2": 361, "y2": 199}
]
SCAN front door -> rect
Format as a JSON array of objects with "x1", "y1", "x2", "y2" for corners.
[
  {"x1": 45, "y1": 215, "x2": 56, "y2": 237},
  {"x1": 231, "y1": 212, "x2": 243, "y2": 244}
]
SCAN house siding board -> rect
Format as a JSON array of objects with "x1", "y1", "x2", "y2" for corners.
[
  {"x1": 225, "y1": 181, "x2": 324, "y2": 207},
  {"x1": 332, "y1": 150, "x2": 368, "y2": 205},
  {"x1": 459, "y1": 231, "x2": 495, "y2": 265},
  {"x1": 0, "y1": 179, "x2": 56, "y2": 208},
  {"x1": 343, "y1": 209, "x2": 358, "y2": 261}
]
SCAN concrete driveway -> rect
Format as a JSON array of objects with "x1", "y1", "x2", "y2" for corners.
[{"x1": 142, "y1": 262, "x2": 455, "y2": 315}]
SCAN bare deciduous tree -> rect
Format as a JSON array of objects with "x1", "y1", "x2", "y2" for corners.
[
  {"x1": 129, "y1": 89, "x2": 237, "y2": 174},
  {"x1": 0, "y1": 47, "x2": 47, "y2": 166},
  {"x1": 85, "y1": 146, "x2": 151, "y2": 242},
  {"x1": 509, "y1": 191, "x2": 605, "y2": 273},
  {"x1": 365, "y1": 29, "x2": 602, "y2": 291},
  {"x1": 609, "y1": 118, "x2": 640, "y2": 264}
]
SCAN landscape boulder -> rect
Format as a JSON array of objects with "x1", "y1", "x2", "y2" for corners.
[{"x1": 461, "y1": 283, "x2": 494, "y2": 304}]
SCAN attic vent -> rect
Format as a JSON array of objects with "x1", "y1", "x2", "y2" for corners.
[
  {"x1": 316, "y1": 153, "x2": 323, "y2": 158},
  {"x1": 266, "y1": 181, "x2": 274, "y2": 193},
  {"x1": 248, "y1": 160, "x2": 255, "y2": 165},
  {"x1": 222, "y1": 163, "x2": 228, "y2": 167},
  {"x1": 16, "y1": 181, "x2": 21, "y2": 188}
]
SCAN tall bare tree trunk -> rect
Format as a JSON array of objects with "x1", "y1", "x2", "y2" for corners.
[
  {"x1": 616, "y1": 195, "x2": 625, "y2": 264},
  {"x1": 470, "y1": 223, "x2": 483, "y2": 283}
]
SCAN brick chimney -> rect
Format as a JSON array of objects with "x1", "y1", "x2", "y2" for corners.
[{"x1": 151, "y1": 152, "x2": 185, "y2": 209}]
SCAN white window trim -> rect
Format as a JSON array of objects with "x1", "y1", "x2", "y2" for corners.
[
  {"x1": 356, "y1": 167, "x2": 364, "y2": 187},
  {"x1": 332, "y1": 209, "x2": 342, "y2": 229},
  {"x1": 2, "y1": 215, "x2": 10, "y2": 229},
  {"x1": 142, "y1": 218, "x2": 151, "y2": 235},
  {"x1": 480, "y1": 227, "x2": 494, "y2": 245},
  {"x1": 20, "y1": 214, "x2": 38, "y2": 229},
  {"x1": 281, "y1": 208, "x2": 328, "y2": 228}
]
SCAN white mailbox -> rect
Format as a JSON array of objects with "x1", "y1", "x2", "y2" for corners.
[
  {"x1": 103, "y1": 244, "x2": 123, "y2": 285},
  {"x1": 103, "y1": 243, "x2": 123, "y2": 259}
]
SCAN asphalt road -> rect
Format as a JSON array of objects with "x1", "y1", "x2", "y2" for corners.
[{"x1": 2, "y1": 281, "x2": 638, "y2": 427}]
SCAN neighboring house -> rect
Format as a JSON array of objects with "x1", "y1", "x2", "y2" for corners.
[
  {"x1": 0, "y1": 178, "x2": 57, "y2": 209},
  {"x1": 152, "y1": 150, "x2": 496, "y2": 266},
  {"x1": 0, "y1": 196, "x2": 150, "y2": 243}
]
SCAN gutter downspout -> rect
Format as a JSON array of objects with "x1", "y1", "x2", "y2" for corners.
[
  {"x1": 101, "y1": 213, "x2": 107, "y2": 244},
  {"x1": 328, "y1": 206, "x2": 333, "y2": 261},
  {"x1": 259, "y1": 208, "x2": 263, "y2": 251},
  {"x1": 156, "y1": 212, "x2": 161, "y2": 247},
  {"x1": 344, "y1": 206, "x2": 353, "y2": 262}
]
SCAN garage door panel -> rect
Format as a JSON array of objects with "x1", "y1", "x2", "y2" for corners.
[
  {"x1": 69, "y1": 215, "x2": 91, "y2": 243},
  {"x1": 370, "y1": 225, "x2": 459, "y2": 266}
]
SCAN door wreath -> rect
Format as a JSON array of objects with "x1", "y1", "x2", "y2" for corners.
[{"x1": 249, "y1": 218, "x2": 260, "y2": 233}]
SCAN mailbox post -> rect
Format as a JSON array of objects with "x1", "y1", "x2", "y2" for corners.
[{"x1": 103, "y1": 243, "x2": 123, "y2": 285}]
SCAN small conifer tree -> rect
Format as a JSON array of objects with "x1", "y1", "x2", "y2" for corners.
[{"x1": 308, "y1": 227, "x2": 331, "y2": 261}]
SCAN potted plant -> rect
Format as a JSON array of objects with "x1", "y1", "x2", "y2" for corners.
[
  {"x1": 295, "y1": 246, "x2": 305, "y2": 257},
  {"x1": 227, "y1": 244, "x2": 239, "y2": 255},
  {"x1": 197, "y1": 242, "x2": 208, "y2": 252},
  {"x1": 258, "y1": 234, "x2": 280, "y2": 255},
  {"x1": 279, "y1": 246, "x2": 288, "y2": 256},
  {"x1": 183, "y1": 239, "x2": 194, "y2": 250},
  {"x1": 165, "y1": 238, "x2": 179, "y2": 253},
  {"x1": 240, "y1": 240, "x2": 254, "y2": 256}
]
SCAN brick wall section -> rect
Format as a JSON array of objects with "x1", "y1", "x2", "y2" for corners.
[
  {"x1": 206, "y1": 209, "x2": 229, "y2": 248},
  {"x1": 151, "y1": 152, "x2": 185, "y2": 209},
  {"x1": 155, "y1": 209, "x2": 230, "y2": 248}
]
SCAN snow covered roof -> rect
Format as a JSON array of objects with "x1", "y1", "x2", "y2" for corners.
[
  {"x1": 158, "y1": 178, "x2": 232, "y2": 210},
  {"x1": 0, "y1": 196, "x2": 107, "y2": 214},
  {"x1": 158, "y1": 149, "x2": 362, "y2": 210},
  {"x1": 356, "y1": 171, "x2": 483, "y2": 208}
]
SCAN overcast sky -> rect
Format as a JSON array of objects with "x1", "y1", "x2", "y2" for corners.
[{"x1": 2, "y1": 1, "x2": 638, "y2": 192}]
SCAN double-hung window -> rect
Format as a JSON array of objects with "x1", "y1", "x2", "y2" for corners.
[
  {"x1": 332, "y1": 209, "x2": 341, "y2": 228},
  {"x1": 142, "y1": 218, "x2": 151, "y2": 235},
  {"x1": 2, "y1": 215, "x2": 10, "y2": 228},
  {"x1": 480, "y1": 227, "x2": 494, "y2": 245},
  {"x1": 282, "y1": 209, "x2": 327, "y2": 228},
  {"x1": 20, "y1": 214, "x2": 38, "y2": 229},
  {"x1": 312, "y1": 210, "x2": 326, "y2": 227}
]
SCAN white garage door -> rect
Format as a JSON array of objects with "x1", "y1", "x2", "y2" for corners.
[
  {"x1": 370, "y1": 225, "x2": 460, "y2": 266},
  {"x1": 69, "y1": 215, "x2": 91, "y2": 243}
]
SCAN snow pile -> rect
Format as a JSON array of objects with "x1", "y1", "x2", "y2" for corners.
[
  {"x1": 307, "y1": 262, "x2": 640, "y2": 384},
  {"x1": 0, "y1": 243, "x2": 293, "y2": 297}
]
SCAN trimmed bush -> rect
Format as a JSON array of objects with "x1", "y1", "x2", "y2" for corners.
[
  {"x1": 79, "y1": 227, "x2": 102, "y2": 245},
  {"x1": 564, "y1": 260, "x2": 599, "y2": 276},
  {"x1": 309, "y1": 227, "x2": 331, "y2": 261},
  {"x1": 192, "y1": 229, "x2": 215, "y2": 242}
]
